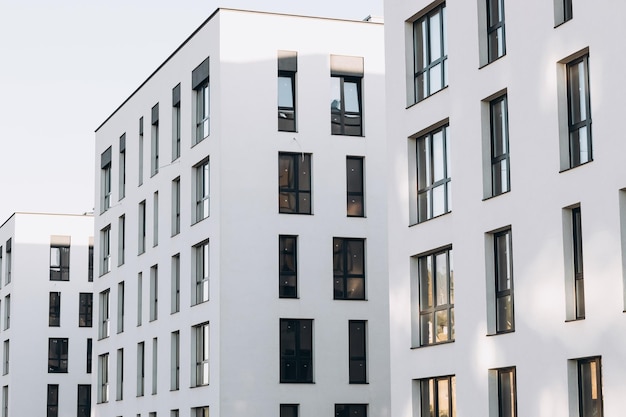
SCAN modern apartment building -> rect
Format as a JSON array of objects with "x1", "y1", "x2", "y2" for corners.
[
  {"x1": 385, "y1": 0, "x2": 626, "y2": 416},
  {"x1": 94, "y1": 8, "x2": 388, "y2": 417},
  {"x1": 0, "y1": 212, "x2": 94, "y2": 417}
]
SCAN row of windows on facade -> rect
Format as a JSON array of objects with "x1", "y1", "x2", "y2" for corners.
[
  {"x1": 94, "y1": 318, "x2": 366, "y2": 408},
  {"x1": 405, "y1": 355, "x2": 602, "y2": 417},
  {"x1": 45, "y1": 384, "x2": 91, "y2": 417},
  {"x1": 99, "y1": 51, "x2": 366, "y2": 214},
  {"x1": 410, "y1": 204, "x2": 592, "y2": 350}
]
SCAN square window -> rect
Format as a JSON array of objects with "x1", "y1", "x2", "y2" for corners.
[
  {"x1": 333, "y1": 238, "x2": 366, "y2": 300},
  {"x1": 48, "y1": 338, "x2": 68, "y2": 373},
  {"x1": 280, "y1": 404, "x2": 298, "y2": 417},
  {"x1": 192, "y1": 406, "x2": 209, "y2": 417},
  {"x1": 335, "y1": 404, "x2": 367, "y2": 417},
  {"x1": 279, "y1": 153, "x2": 312, "y2": 214},
  {"x1": 413, "y1": 375, "x2": 456, "y2": 417},
  {"x1": 279, "y1": 235, "x2": 298, "y2": 298},
  {"x1": 280, "y1": 319, "x2": 313, "y2": 383},
  {"x1": 411, "y1": 3, "x2": 447, "y2": 103}
]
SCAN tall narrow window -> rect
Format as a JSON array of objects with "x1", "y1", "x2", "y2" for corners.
[
  {"x1": 417, "y1": 247, "x2": 454, "y2": 346},
  {"x1": 151, "y1": 103, "x2": 159, "y2": 176},
  {"x1": 280, "y1": 319, "x2": 313, "y2": 383},
  {"x1": 153, "y1": 192, "x2": 159, "y2": 246},
  {"x1": 415, "y1": 124, "x2": 450, "y2": 223},
  {"x1": 335, "y1": 404, "x2": 367, "y2": 417},
  {"x1": 490, "y1": 367, "x2": 516, "y2": 417},
  {"x1": 576, "y1": 357, "x2": 603, "y2": 417},
  {"x1": 0, "y1": 248, "x2": 3, "y2": 287},
  {"x1": 138, "y1": 117, "x2": 144, "y2": 186},
  {"x1": 172, "y1": 84, "x2": 181, "y2": 161},
  {"x1": 137, "y1": 342, "x2": 145, "y2": 396},
  {"x1": 487, "y1": 0, "x2": 506, "y2": 62},
  {"x1": 47, "y1": 384, "x2": 59, "y2": 417},
  {"x1": 137, "y1": 272, "x2": 143, "y2": 326},
  {"x1": 193, "y1": 57, "x2": 210, "y2": 144},
  {"x1": 99, "y1": 289, "x2": 110, "y2": 339},
  {"x1": 116, "y1": 348, "x2": 124, "y2": 401},
  {"x1": 150, "y1": 265, "x2": 158, "y2": 321},
  {"x1": 118, "y1": 215, "x2": 125, "y2": 265},
  {"x1": 117, "y1": 282, "x2": 124, "y2": 333},
  {"x1": 572, "y1": 207, "x2": 585, "y2": 319},
  {"x1": 349, "y1": 320, "x2": 367, "y2": 384},
  {"x1": 2, "y1": 386, "x2": 7, "y2": 417},
  {"x1": 2, "y1": 340, "x2": 8, "y2": 375},
  {"x1": 119, "y1": 134, "x2": 126, "y2": 199},
  {"x1": 279, "y1": 235, "x2": 298, "y2": 298},
  {"x1": 100, "y1": 226, "x2": 111, "y2": 275},
  {"x1": 151, "y1": 338, "x2": 158, "y2": 395},
  {"x1": 88, "y1": 243, "x2": 93, "y2": 282},
  {"x1": 494, "y1": 229, "x2": 514, "y2": 333},
  {"x1": 101, "y1": 147, "x2": 112, "y2": 212},
  {"x1": 330, "y1": 55, "x2": 363, "y2": 136},
  {"x1": 280, "y1": 404, "x2": 299, "y2": 417},
  {"x1": 4, "y1": 239, "x2": 10, "y2": 285},
  {"x1": 98, "y1": 353, "x2": 109, "y2": 403},
  {"x1": 77, "y1": 384, "x2": 91, "y2": 417},
  {"x1": 554, "y1": 0, "x2": 573, "y2": 26},
  {"x1": 48, "y1": 338, "x2": 68, "y2": 373},
  {"x1": 333, "y1": 238, "x2": 366, "y2": 300},
  {"x1": 490, "y1": 95, "x2": 510, "y2": 195},
  {"x1": 171, "y1": 254, "x2": 180, "y2": 313},
  {"x1": 278, "y1": 152, "x2": 311, "y2": 214},
  {"x1": 194, "y1": 322, "x2": 210, "y2": 386},
  {"x1": 413, "y1": 3, "x2": 447, "y2": 103},
  {"x1": 86, "y1": 339, "x2": 92, "y2": 373},
  {"x1": 194, "y1": 240, "x2": 210, "y2": 304},
  {"x1": 79, "y1": 293, "x2": 93, "y2": 327},
  {"x1": 567, "y1": 54, "x2": 592, "y2": 167},
  {"x1": 172, "y1": 177, "x2": 181, "y2": 235},
  {"x1": 138, "y1": 201, "x2": 146, "y2": 254},
  {"x1": 50, "y1": 244, "x2": 70, "y2": 281},
  {"x1": 49, "y1": 292, "x2": 61, "y2": 327},
  {"x1": 346, "y1": 156, "x2": 365, "y2": 217},
  {"x1": 415, "y1": 375, "x2": 456, "y2": 417},
  {"x1": 171, "y1": 331, "x2": 180, "y2": 391},
  {"x1": 194, "y1": 158, "x2": 210, "y2": 222},
  {"x1": 3, "y1": 296, "x2": 9, "y2": 330},
  {"x1": 278, "y1": 50, "x2": 297, "y2": 132}
]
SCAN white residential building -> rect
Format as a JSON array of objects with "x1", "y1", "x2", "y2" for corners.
[
  {"x1": 385, "y1": 0, "x2": 626, "y2": 416},
  {"x1": 94, "y1": 8, "x2": 388, "y2": 417},
  {"x1": 0, "y1": 212, "x2": 94, "y2": 417}
]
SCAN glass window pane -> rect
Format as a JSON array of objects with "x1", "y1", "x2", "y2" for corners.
[
  {"x1": 429, "y1": 11, "x2": 442, "y2": 61},
  {"x1": 278, "y1": 76, "x2": 294, "y2": 108},
  {"x1": 344, "y1": 81, "x2": 360, "y2": 112},
  {"x1": 435, "y1": 252, "x2": 448, "y2": 305},
  {"x1": 432, "y1": 130, "x2": 445, "y2": 181},
  {"x1": 432, "y1": 184, "x2": 445, "y2": 217},
  {"x1": 429, "y1": 63, "x2": 442, "y2": 94},
  {"x1": 437, "y1": 378, "x2": 450, "y2": 417},
  {"x1": 420, "y1": 256, "x2": 433, "y2": 308}
]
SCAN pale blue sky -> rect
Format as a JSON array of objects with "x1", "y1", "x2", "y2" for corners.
[{"x1": 0, "y1": 0, "x2": 383, "y2": 223}]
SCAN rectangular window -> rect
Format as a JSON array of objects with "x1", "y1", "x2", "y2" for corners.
[
  {"x1": 194, "y1": 240, "x2": 210, "y2": 304},
  {"x1": 119, "y1": 134, "x2": 126, "y2": 199},
  {"x1": 100, "y1": 226, "x2": 111, "y2": 275},
  {"x1": 78, "y1": 292, "x2": 93, "y2": 327},
  {"x1": 99, "y1": 289, "x2": 110, "y2": 339},
  {"x1": 192, "y1": 407, "x2": 209, "y2": 417},
  {"x1": 413, "y1": 124, "x2": 450, "y2": 223},
  {"x1": 48, "y1": 338, "x2": 68, "y2": 373},
  {"x1": 0, "y1": 248, "x2": 3, "y2": 287},
  {"x1": 193, "y1": 57, "x2": 210, "y2": 144},
  {"x1": 414, "y1": 247, "x2": 454, "y2": 346},
  {"x1": 279, "y1": 152, "x2": 312, "y2": 214},
  {"x1": 2, "y1": 386, "x2": 6, "y2": 417},
  {"x1": 139, "y1": 117, "x2": 144, "y2": 186},
  {"x1": 494, "y1": 229, "x2": 514, "y2": 333},
  {"x1": 280, "y1": 319, "x2": 313, "y2": 383},
  {"x1": 88, "y1": 244, "x2": 93, "y2": 282},
  {"x1": 150, "y1": 265, "x2": 158, "y2": 321},
  {"x1": 489, "y1": 95, "x2": 510, "y2": 195},
  {"x1": 5, "y1": 239, "x2": 10, "y2": 285},
  {"x1": 50, "y1": 244, "x2": 70, "y2": 281},
  {"x1": 279, "y1": 235, "x2": 298, "y2": 298},
  {"x1": 414, "y1": 375, "x2": 456, "y2": 417},
  {"x1": 335, "y1": 404, "x2": 367, "y2": 417},
  {"x1": 98, "y1": 353, "x2": 109, "y2": 403},
  {"x1": 194, "y1": 322, "x2": 210, "y2": 386},
  {"x1": 486, "y1": 0, "x2": 506, "y2": 62},
  {"x1": 49, "y1": 292, "x2": 61, "y2": 327},
  {"x1": 138, "y1": 200, "x2": 146, "y2": 254},
  {"x1": 572, "y1": 206, "x2": 585, "y2": 319},
  {"x1": 118, "y1": 215, "x2": 125, "y2": 265},
  {"x1": 171, "y1": 254, "x2": 180, "y2": 313},
  {"x1": 333, "y1": 238, "x2": 366, "y2": 300},
  {"x1": 137, "y1": 272, "x2": 143, "y2": 326},
  {"x1": 86, "y1": 339, "x2": 92, "y2": 373},
  {"x1": 153, "y1": 192, "x2": 159, "y2": 246},
  {"x1": 171, "y1": 331, "x2": 180, "y2": 391},
  {"x1": 117, "y1": 282, "x2": 125, "y2": 333},
  {"x1": 172, "y1": 177, "x2": 181, "y2": 236},
  {"x1": 194, "y1": 158, "x2": 210, "y2": 222},
  {"x1": 574, "y1": 357, "x2": 603, "y2": 417},
  {"x1": 47, "y1": 384, "x2": 58, "y2": 417},
  {"x1": 349, "y1": 320, "x2": 367, "y2": 384},
  {"x1": 278, "y1": 50, "x2": 297, "y2": 132},
  {"x1": 77, "y1": 384, "x2": 91, "y2": 417},
  {"x1": 566, "y1": 54, "x2": 592, "y2": 168},
  {"x1": 151, "y1": 103, "x2": 159, "y2": 176},
  {"x1": 346, "y1": 156, "x2": 365, "y2": 217},
  {"x1": 172, "y1": 83, "x2": 181, "y2": 161},
  {"x1": 3, "y1": 296, "x2": 9, "y2": 330},
  {"x1": 2, "y1": 340, "x2": 8, "y2": 375},
  {"x1": 101, "y1": 147, "x2": 112, "y2": 212},
  {"x1": 151, "y1": 338, "x2": 158, "y2": 395},
  {"x1": 116, "y1": 348, "x2": 124, "y2": 401},
  {"x1": 280, "y1": 404, "x2": 299, "y2": 417},
  {"x1": 554, "y1": 0, "x2": 573, "y2": 26},
  {"x1": 412, "y1": 3, "x2": 447, "y2": 103},
  {"x1": 489, "y1": 367, "x2": 516, "y2": 417},
  {"x1": 137, "y1": 342, "x2": 145, "y2": 396}
]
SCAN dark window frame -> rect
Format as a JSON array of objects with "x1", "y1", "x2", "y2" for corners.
[
  {"x1": 566, "y1": 54, "x2": 592, "y2": 168},
  {"x1": 490, "y1": 95, "x2": 510, "y2": 196},
  {"x1": 49, "y1": 292, "x2": 61, "y2": 327},
  {"x1": 50, "y1": 245, "x2": 70, "y2": 281},
  {"x1": 496, "y1": 367, "x2": 517, "y2": 417},
  {"x1": 47, "y1": 384, "x2": 59, "y2": 417},
  {"x1": 280, "y1": 319, "x2": 313, "y2": 383},
  {"x1": 413, "y1": 3, "x2": 448, "y2": 103},
  {"x1": 335, "y1": 404, "x2": 367, "y2": 417},
  {"x1": 486, "y1": 0, "x2": 506, "y2": 63},
  {"x1": 416, "y1": 125, "x2": 451, "y2": 223},
  {"x1": 349, "y1": 320, "x2": 367, "y2": 384},
  {"x1": 278, "y1": 70, "x2": 296, "y2": 132},
  {"x1": 572, "y1": 207, "x2": 585, "y2": 319},
  {"x1": 331, "y1": 75, "x2": 363, "y2": 136},
  {"x1": 419, "y1": 375, "x2": 455, "y2": 417},
  {"x1": 77, "y1": 384, "x2": 91, "y2": 417},
  {"x1": 278, "y1": 153, "x2": 312, "y2": 215},
  {"x1": 79, "y1": 292, "x2": 93, "y2": 327},
  {"x1": 347, "y1": 156, "x2": 365, "y2": 217},
  {"x1": 280, "y1": 404, "x2": 299, "y2": 417},
  {"x1": 195, "y1": 81, "x2": 210, "y2": 144},
  {"x1": 86, "y1": 338, "x2": 92, "y2": 374},
  {"x1": 279, "y1": 235, "x2": 298, "y2": 298},
  {"x1": 333, "y1": 238, "x2": 366, "y2": 300},
  {"x1": 494, "y1": 229, "x2": 514, "y2": 333},
  {"x1": 577, "y1": 357, "x2": 603, "y2": 417},
  {"x1": 418, "y1": 247, "x2": 454, "y2": 346},
  {"x1": 48, "y1": 338, "x2": 69, "y2": 373}
]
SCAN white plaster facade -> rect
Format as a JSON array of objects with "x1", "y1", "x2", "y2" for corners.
[
  {"x1": 94, "y1": 8, "x2": 389, "y2": 417},
  {"x1": 385, "y1": 0, "x2": 626, "y2": 416},
  {"x1": 0, "y1": 212, "x2": 94, "y2": 416}
]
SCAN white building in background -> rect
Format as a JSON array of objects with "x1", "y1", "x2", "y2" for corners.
[
  {"x1": 94, "y1": 8, "x2": 388, "y2": 417},
  {"x1": 385, "y1": 0, "x2": 626, "y2": 416},
  {"x1": 0, "y1": 212, "x2": 94, "y2": 417}
]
